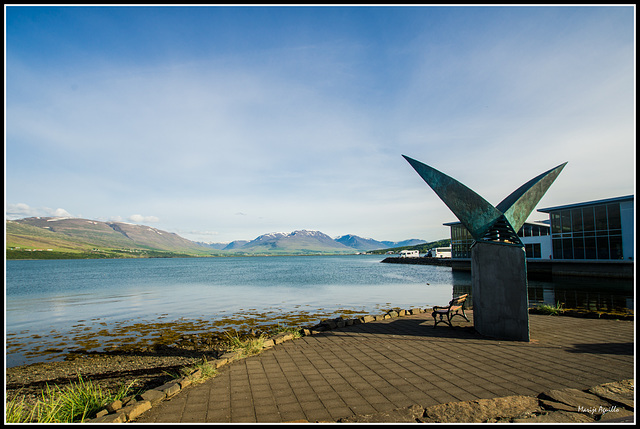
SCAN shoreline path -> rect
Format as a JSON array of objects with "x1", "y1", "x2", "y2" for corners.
[{"x1": 135, "y1": 312, "x2": 634, "y2": 423}]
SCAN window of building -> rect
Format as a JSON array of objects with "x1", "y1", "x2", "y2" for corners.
[
  {"x1": 553, "y1": 238, "x2": 562, "y2": 259},
  {"x1": 551, "y1": 213, "x2": 561, "y2": 234},
  {"x1": 583, "y1": 207, "x2": 595, "y2": 231},
  {"x1": 595, "y1": 205, "x2": 608, "y2": 231},
  {"x1": 573, "y1": 237, "x2": 585, "y2": 259},
  {"x1": 597, "y1": 236, "x2": 610, "y2": 259},
  {"x1": 561, "y1": 210, "x2": 571, "y2": 233},
  {"x1": 550, "y1": 202, "x2": 622, "y2": 260},
  {"x1": 607, "y1": 203, "x2": 621, "y2": 232},
  {"x1": 572, "y1": 208, "x2": 583, "y2": 233},
  {"x1": 450, "y1": 224, "x2": 474, "y2": 258},
  {"x1": 610, "y1": 235, "x2": 623, "y2": 259},
  {"x1": 525, "y1": 243, "x2": 541, "y2": 258},
  {"x1": 519, "y1": 223, "x2": 549, "y2": 237},
  {"x1": 562, "y1": 238, "x2": 573, "y2": 259},
  {"x1": 584, "y1": 236, "x2": 597, "y2": 259}
]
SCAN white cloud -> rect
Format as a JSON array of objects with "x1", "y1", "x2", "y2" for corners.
[
  {"x1": 5, "y1": 7, "x2": 634, "y2": 244},
  {"x1": 6, "y1": 203, "x2": 74, "y2": 220},
  {"x1": 128, "y1": 214, "x2": 160, "y2": 224}
]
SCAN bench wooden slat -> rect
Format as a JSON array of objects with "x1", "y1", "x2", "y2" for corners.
[{"x1": 431, "y1": 294, "x2": 469, "y2": 328}]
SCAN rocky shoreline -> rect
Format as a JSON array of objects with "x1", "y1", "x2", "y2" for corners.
[{"x1": 6, "y1": 306, "x2": 634, "y2": 423}]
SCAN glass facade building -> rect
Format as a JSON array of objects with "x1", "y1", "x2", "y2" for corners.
[
  {"x1": 444, "y1": 195, "x2": 634, "y2": 261},
  {"x1": 538, "y1": 195, "x2": 634, "y2": 261}
]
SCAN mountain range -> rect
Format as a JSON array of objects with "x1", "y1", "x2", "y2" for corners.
[
  {"x1": 202, "y1": 234, "x2": 426, "y2": 253},
  {"x1": 6, "y1": 216, "x2": 428, "y2": 259},
  {"x1": 334, "y1": 234, "x2": 427, "y2": 251},
  {"x1": 201, "y1": 233, "x2": 426, "y2": 253}
]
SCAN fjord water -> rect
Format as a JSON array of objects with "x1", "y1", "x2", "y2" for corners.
[
  {"x1": 5, "y1": 255, "x2": 633, "y2": 368},
  {"x1": 6, "y1": 255, "x2": 459, "y2": 367}
]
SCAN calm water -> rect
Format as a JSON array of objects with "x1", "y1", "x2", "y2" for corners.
[{"x1": 5, "y1": 255, "x2": 634, "y2": 368}]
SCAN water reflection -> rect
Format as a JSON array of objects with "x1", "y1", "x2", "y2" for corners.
[
  {"x1": 448, "y1": 269, "x2": 633, "y2": 313},
  {"x1": 528, "y1": 276, "x2": 633, "y2": 313}
]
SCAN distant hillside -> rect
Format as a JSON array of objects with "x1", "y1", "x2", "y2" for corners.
[
  {"x1": 381, "y1": 238, "x2": 428, "y2": 248},
  {"x1": 7, "y1": 217, "x2": 433, "y2": 259},
  {"x1": 335, "y1": 235, "x2": 427, "y2": 251},
  {"x1": 6, "y1": 217, "x2": 219, "y2": 259},
  {"x1": 369, "y1": 238, "x2": 451, "y2": 255},
  {"x1": 196, "y1": 241, "x2": 229, "y2": 250},
  {"x1": 223, "y1": 240, "x2": 251, "y2": 250},
  {"x1": 230, "y1": 230, "x2": 354, "y2": 255},
  {"x1": 334, "y1": 234, "x2": 387, "y2": 251}
]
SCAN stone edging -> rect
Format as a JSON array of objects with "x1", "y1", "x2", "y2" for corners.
[
  {"x1": 84, "y1": 307, "x2": 429, "y2": 423},
  {"x1": 83, "y1": 307, "x2": 634, "y2": 423},
  {"x1": 338, "y1": 379, "x2": 635, "y2": 423}
]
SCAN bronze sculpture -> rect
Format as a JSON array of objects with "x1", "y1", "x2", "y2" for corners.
[{"x1": 402, "y1": 155, "x2": 566, "y2": 247}]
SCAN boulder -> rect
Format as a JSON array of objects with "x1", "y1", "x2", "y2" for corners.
[
  {"x1": 588, "y1": 379, "x2": 634, "y2": 410},
  {"x1": 272, "y1": 332, "x2": 294, "y2": 344},
  {"x1": 360, "y1": 315, "x2": 375, "y2": 324},
  {"x1": 140, "y1": 389, "x2": 165, "y2": 406},
  {"x1": 422, "y1": 396, "x2": 541, "y2": 423},
  {"x1": 105, "y1": 399, "x2": 123, "y2": 413},
  {"x1": 539, "y1": 388, "x2": 613, "y2": 417},
  {"x1": 154, "y1": 381, "x2": 181, "y2": 398},
  {"x1": 598, "y1": 407, "x2": 635, "y2": 422},
  {"x1": 513, "y1": 410, "x2": 595, "y2": 423},
  {"x1": 121, "y1": 400, "x2": 151, "y2": 421}
]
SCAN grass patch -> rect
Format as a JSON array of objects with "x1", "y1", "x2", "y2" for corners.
[
  {"x1": 5, "y1": 375, "x2": 136, "y2": 423},
  {"x1": 225, "y1": 331, "x2": 269, "y2": 357},
  {"x1": 164, "y1": 356, "x2": 218, "y2": 383},
  {"x1": 535, "y1": 301, "x2": 564, "y2": 316},
  {"x1": 183, "y1": 357, "x2": 218, "y2": 379},
  {"x1": 271, "y1": 324, "x2": 303, "y2": 338}
]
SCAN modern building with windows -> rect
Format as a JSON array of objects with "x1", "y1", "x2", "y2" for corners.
[
  {"x1": 444, "y1": 195, "x2": 634, "y2": 278},
  {"x1": 537, "y1": 195, "x2": 634, "y2": 261}
]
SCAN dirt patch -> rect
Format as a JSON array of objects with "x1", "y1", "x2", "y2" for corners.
[{"x1": 5, "y1": 347, "x2": 218, "y2": 409}]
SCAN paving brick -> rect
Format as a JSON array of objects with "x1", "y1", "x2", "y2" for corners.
[
  {"x1": 134, "y1": 313, "x2": 633, "y2": 424},
  {"x1": 255, "y1": 411, "x2": 281, "y2": 423}
]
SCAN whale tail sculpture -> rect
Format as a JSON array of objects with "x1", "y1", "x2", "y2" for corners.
[
  {"x1": 402, "y1": 155, "x2": 566, "y2": 342},
  {"x1": 402, "y1": 155, "x2": 567, "y2": 246}
]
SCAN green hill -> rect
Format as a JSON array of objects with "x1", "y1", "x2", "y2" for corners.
[
  {"x1": 6, "y1": 217, "x2": 220, "y2": 259},
  {"x1": 369, "y1": 238, "x2": 451, "y2": 255}
]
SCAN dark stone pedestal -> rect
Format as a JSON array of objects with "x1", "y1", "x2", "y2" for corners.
[{"x1": 471, "y1": 241, "x2": 529, "y2": 341}]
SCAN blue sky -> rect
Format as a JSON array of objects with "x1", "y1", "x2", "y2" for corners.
[{"x1": 5, "y1": 5, "x2": 636, "y2": 243}]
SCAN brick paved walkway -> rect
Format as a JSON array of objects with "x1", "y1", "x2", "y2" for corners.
[{"x1": 135, "y1": 312, "x2": 634, "y2": 423}]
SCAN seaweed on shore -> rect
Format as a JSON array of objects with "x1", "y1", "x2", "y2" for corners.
[{"x1": 7, "y1": 308, "x2": 371, "y2": 366}]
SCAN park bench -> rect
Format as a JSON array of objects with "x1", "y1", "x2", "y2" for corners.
[{"x1": 432, "y1": 294, "x2": 470, "y2": 328}]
